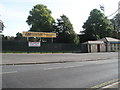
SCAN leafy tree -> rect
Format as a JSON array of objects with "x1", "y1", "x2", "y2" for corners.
[
  {"x1": 54, "y1": 15, "x2": 79, "y2": 44},
  {"x1": 81, "y1": 9, "x2": 113, "y2": 41},
  {"x1": 26, "y1": 4, "x2": 55, "y2": 32},
  {"x1": 110, "y1": 14, "x2": 120, "y2": 39},
  {"x1": 1, "y1": 35, "x2": 5, "y2": 40},
  {"x1": 0, "y1": 20, "x2": 5, "y2": 31},
  {"x1": 14, "y1": 32, "x2": 23, "y2": 40},
  {"x1": 2, "y1": 36, "x2": 15, "y2": 40},
  {"x1": 16, "y1": 32, "x2": 22, "y2": 38}
]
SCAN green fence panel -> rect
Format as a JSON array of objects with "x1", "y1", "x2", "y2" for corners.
[{"x1": 2, "y1": 40, "x2": 82, "y2": 53}]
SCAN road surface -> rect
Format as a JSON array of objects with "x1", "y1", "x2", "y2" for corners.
[
  {"x1": 2, "y1": 58, "x2": 119, "y2": 88},
  {"x1": 2, "y1": 52, "x2": 118, "y2": 65}
]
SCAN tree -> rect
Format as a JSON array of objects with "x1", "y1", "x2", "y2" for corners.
[
  {"x1": 110, "y1": 13, "x2": 120, "y2": 39},
  {"x1": 81, "y1": 9, "x2": 113, "y2": 42},
  {"x1": 16, "y1": 32, "x2": 22, "y2": 38},
  {"x1": 0, "y1": 20, "x2": 5, "y2": 32},
  {"x1": 26, "y1": 4, "x2": 55, "y2": 32},
  {"x1": 54, "y1": 15, "x2": 79, "y2": 44},
  {"x1": 14, "y1": 32, "x2": 23, "y2": 40}
]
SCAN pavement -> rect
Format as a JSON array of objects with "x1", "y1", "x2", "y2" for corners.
[{"x1": 2, "y1": 52, "x2": 118, "y2": 65}]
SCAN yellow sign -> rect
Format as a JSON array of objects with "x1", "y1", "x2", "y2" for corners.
[{"x1": 22, "y1": 32, "x2": 56, "y2": 38}]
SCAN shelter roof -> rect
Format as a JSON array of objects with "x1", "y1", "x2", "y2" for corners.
[{"x1": 101, "y1": 37, "x2": 120, "y2": 42}]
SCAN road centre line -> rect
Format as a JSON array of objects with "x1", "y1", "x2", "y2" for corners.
[
  {"x1": 43, "y1": 60, "x2": 117, "y2": 71},
  {"x1": 94, "y1": 61, "x2": 117, "y2": 65},
  {"x1": 1, "y1": 71, "x2": 18, "y2": 74},
  {"x1": 43, "y1": 65, "x2": 83, "y2": 70}
]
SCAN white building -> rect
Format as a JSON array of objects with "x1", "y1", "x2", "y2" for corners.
[
  {"x1": 82, "y1": 41, "x2": 105, "y2": 53},
  {"x1": 101, "y1": 37, "x2": 120, "y2": 52},
  {"x1": 82, "y1": 37, "x2": 120, "y2": 53}
]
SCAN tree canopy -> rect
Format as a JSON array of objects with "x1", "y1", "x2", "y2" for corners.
[
  {"x1": 111, "y1": 14, "x2": 120, "y2": 32},
  {"x1": 81, "y1": 9, "x2": 113, "y2": 41},
  {"x1": 110, "y1": 13, "x2": 120, "y2": 39},
  {"x1": 26, "y1": 4, "x2": 55, "y2": 32},
  {"x1": 0, "y1": 20, "x2": 5, "y2": 32},
  {"x1": 54, "y1": 15, "x2": 79, "y2": 44}
]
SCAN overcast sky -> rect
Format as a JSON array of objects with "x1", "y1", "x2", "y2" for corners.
[{"x1": 0, "y1": 0, "x2": 119, "y2": 36}]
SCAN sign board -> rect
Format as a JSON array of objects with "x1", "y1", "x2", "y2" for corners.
[
  {"x1": 28, "y1": 42, "x2": 41, "y2": 47},
  {"x1": 22, "y1": 32, "x2": 56, "y2": 38}
]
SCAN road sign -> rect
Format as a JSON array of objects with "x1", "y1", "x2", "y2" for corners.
[
  {"x1": 28, "y1": 42, "x2": 41, "y2": 47},
  {"x1": 22, "y1": 32, "x2": 56, "y2": 38}
]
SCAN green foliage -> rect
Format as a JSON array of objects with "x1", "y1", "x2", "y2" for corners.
[
  {"x1": 16, "y1": 32, "x2": 22, "y2": 38},
  {"x1": 114, "y1": 14, "x2": 120, "y2": 30},
  {"x1": 82, "y1": 9, "x2": 113, "y2": 41},
  {"x1": 54, "y1": 15, "x2": 79, "y2": 44},
  {"x1": 26, "y1": 4, "x2": 55, "y2": 32},
  {"x1": 110, "y1": 14, "x2": 120, "y2": 38},
  {"x1": 0, "y1": 20, "x2": 4, "y2": 31}
]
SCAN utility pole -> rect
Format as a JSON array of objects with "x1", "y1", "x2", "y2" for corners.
[
  {"x1": 118, "y1": 1, "x2": 120, "y2": 14},
  {"x1": 100, "y1": 4, "x2": 105, "y2": 15},
  {"x1": 118, "y1": 1, "x2": 120, "y2": 39}
]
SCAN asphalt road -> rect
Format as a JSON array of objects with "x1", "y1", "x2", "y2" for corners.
[
  {"x1": 2, "y1": 58, "x2": 119, "y2": 88},
  {"x1": 2, "y1": 52, "x2": 118, "y2": 65}
]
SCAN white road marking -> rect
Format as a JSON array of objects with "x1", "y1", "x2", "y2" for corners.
[
  {"x1": 44, "y1": 65, "x2": 83, "y2": 70},
  {"x1": 94, "y1": 61, "x2": 117, "y2": 65},
  {"x1": 91, "y1": 79, "x2": 119, "y2": 88},
  {"x1": 1, "y1": 71, "x2": 18, "y2": 74},
  {"x1": 102, "y1": 82, "x2": 119, "y2": 88}
]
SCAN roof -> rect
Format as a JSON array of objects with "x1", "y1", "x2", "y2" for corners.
[
  {"x1": 83, "y1": 37, "x2": 120, "y2": 44},
  {"x1": 83, "y1": 41, "x2": 104, "y2": 44},
  {"x1": 102, "y1": 37, "x2": 120, "y2": 42}
]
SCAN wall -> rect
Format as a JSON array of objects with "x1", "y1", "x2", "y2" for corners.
[
  {"x1": 88, "y1": 44, "x2": 105, "y2": 53},
  {"x1": 100, "y1": 44, "x2": 106, "y2": 52},
  {"x1": 82, "y1": 43, "x2": 106, "y2": 53},
  {"x1": 110, "y1": 43, "x2": 120, "y2": 52}
]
